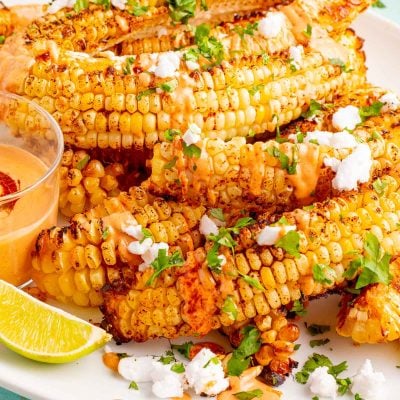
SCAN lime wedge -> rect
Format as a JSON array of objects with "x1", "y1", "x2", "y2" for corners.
[{"x1": 0, "y1": 279, "x2": 111, "y2": 363}]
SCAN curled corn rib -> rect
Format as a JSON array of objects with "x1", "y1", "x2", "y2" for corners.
[
  {"x1": 100, "y1": 172, "x2": 400, "y2": 345},
  {"x1": 336, "y1": 261, "x2": 400, "y2": 344},
  {"x1": 31, "y1": 187, "x2": 206, "y2": 306}
]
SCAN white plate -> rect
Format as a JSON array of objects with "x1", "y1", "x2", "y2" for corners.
[{"x1": 1, "y1": 10, "x2": 400, "y2": 400}]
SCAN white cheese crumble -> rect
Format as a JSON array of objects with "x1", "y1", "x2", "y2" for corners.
[
  {"x1": 199, "y1": 214, "x2": 219, "y2": 236},
  {"x1": 47, "y1": 0, "x2": 75, "y2": 14},
  {"x1": 139, "y1": 242, "x2": 169, "y2": 271},
  {"x1": 118, "y1": 356, "x2": 154, "y2": 382},
  {"x1": 329, "y1": 144, "x2": 372, "y2": 191},
  {"x1": 185, "y1": 348, "x2": 229, "y2": 396},
  {"x1": 289, "y1": 45, "x2": 304, "y2": 69},
  {"x1": 186, "y1": 60, "x2": 200, "y2": 71},
  {"x1": 256, "y1": 225, "x2": 296, "y2": 246},
  {"x1": 258, "y1": 12, "x2": 286, "y2": 38},
  {"x1": 351, "y1": 359, "x2": 385, "y2": 400},
  {"x1": 308, "y1": 366, "x2": 337, "y2": 399},
  {"x1": 154, "y1": 52, "x2": 181, "y2": 78},
  {"x1": 111, "y1": 0, "x2": 127, "y2": 10},
  {"x1": 151, "y1": 361, "x2": 185, "y2": 398},
  {"x1": 304, "y1": 131, "x2": 358, "y2": 149},
  {"x1": 127, "y1": 237, "x2": 153, "y2": 256},
  {"x1": 332, "y1": 105, "x2": 361, "y2": 131},
  {"x1": 380, "y1": 92, "x2": 400, "y2": 112},
  {"x1": 182, "y1": 123, "x2": 202, "y2": 146},
  {"x1": 323, "y1": 156, "x2": 341, "y2": 172},
  {"x1": 122, "y1": 224, "x2": 143, "y2": 241}
]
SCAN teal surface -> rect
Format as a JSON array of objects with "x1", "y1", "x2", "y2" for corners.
[{"x1": 0, "y1": 1, "x2": 399, "y2": 399}]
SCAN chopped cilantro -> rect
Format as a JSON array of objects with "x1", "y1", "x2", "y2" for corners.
[
  {"x1": 193, "y1": 24, "x2": 224, "y2": 66},
  {"x1": 0, "y1": 35, "x2": 5, "y2": 44},
  {"x1": 75, "y1": 154, "x2": 90, "y2": 170},
  {"x1": 222, "y1": 295, "x2": 238, "y2": 320},
  {"x1": 262, "y1": 53, "x2": 270, "y2": 65},
  {"x1": 102, "y1": 227, "x2": 110, "y2": 240},
  {"x1": 203, "y1": 356, "x2": 220, "y2": 368},
  {"x1": 354, "y1": 394, "x2": 363, "y2": 400},
  {"x1": 227, "y1": 326, "x2": 261, "y2": 376},
  {"x1": 337, "y1": 377, "x2": 352, "y2": 395},
  {"x1": 92, "y1": 0, "x2": 111, "y2": 9},
  {"x1": 329, "y1": 58, "x2": 352, "y2": 73},
  {"x1": 159, "y1": 350, "x2": 175, "y2": 364},
  {"x1": 289, "y1": 60, "x2": 298, "y2": 72},
  {"x1": 372, "y1": 0, "x2": 385, "y2": 7},
  {"x1": 266, "y1": 146, "x2": 297, "y2": 174},
  {"x1": 129, "y1": 381, "x2": 139, "y2": 390},
  {"x1": 167, "y1": 0, "x2": 196, "y2": 23},
  {"x1": 200, "y1": 0, "x2": 208, "y2": 10},
  {"x1": 116, "y1": 352, "x2": 129, "y2": 359},
  {"x1": 304, "y1": 24, "x2": 312, "y2": 38},
  {"x1": 164, "y1": 128, "x2": 181, "y2": 141},
  {"x1": 294, "y1": 343, "x2": 301, "y2": 351},
  {"x1": 306, "y1": 323, "x2": 330, "y2": 336},
  {"x1": 312, "y1": 397, "x2": 319, "y2": 400},
  {"x1": 183, "y1": 48, "x2": 200, "y2": 62},
  {"x1": 122, "y1": 56, "x2": 135, "y2": 75},
  {"x1": 373, "y1": 178, "x2": 388, "y2": 196},
  {"x1": 296, "y1": 132, "x2": 305, "y2": 143},
  {"x1": 233, "y1": 389, "x2": 263, "y2": 400},
  {"x1": 277, "y1": 216, "x2": 289, "y2": 225},
  {"x1": 301, "y1": 99, "x2": 322, "y2": 119},
  {"x1": 160, "y1": 80, "x2": 177, "y2": 93},
  {"x1": 127, "y1": 0, "x2": 149, "y2": 15},
  {"x1": 359, "y1": 101, "x2": 384, "y2": 120},
  {"x1": 343, "y1": 232, "x2": 392, "y2": 289},
  {"x1": 146, "y1": 250, "x2": 185, "y2": 286},
  {"x1": 234, "y1": 22, "x2": 259, "y2": 39},
  {"x1": 248, "y1": 129, "x2": 256, "y2": 137},
  {"x1": 275, "y1": 230, "x2": 300, "y2": 258},
  {"x1": 163, "y1": 156, "x2": 178, "y2": 170},
  {"x1": 291, "y1": 299, "x2": 307, "y2": 316},
  {"x1": 171, "y1": 362, "x2": 185, "y2": 373},
  {"x1": 312, "y1": 263, "x2": 335, "y2": 285},
  {"x1": 240, "y1": 273, "x2": 265, "y2": 291},
  {"x1": 140, "y1": 227, "x2": 153, "y2": 242},
  {"x1": 183, "y1": 142, "x2": 201, "y2": 158},
  {"x1": 137, "y1": 88, "x2": 156, "y2": 100},
  {"x1": 171, "y1": 341, "x2": 193, "y2": 359},
  {"x1": 310, "y1": 338, "x2": 330, "y2": 348},
  {"x1": 74, "y1": 0, "x2": 89, "y2": 12},
  {"x1": 210, "y1": 208, "x2": 225, "y2": 222},
  {"x1": 303, "y1": 204, "x2": 315, "y2": 211},
  {"x1": 249, "y1": 84, "x2": 264, "y2": 96}
]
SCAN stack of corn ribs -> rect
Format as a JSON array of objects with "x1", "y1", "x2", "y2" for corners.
[{"x1": 2, "y1": 0, "x2": 400, "y2": 386}]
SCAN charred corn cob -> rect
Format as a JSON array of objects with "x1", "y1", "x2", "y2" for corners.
[
  {"x1": 60, "y1": 149, "x2": 125, "y2": 217},
  {"x1": 101, "y1": 172, "x2": 400, "y2": 344},
  {"x1": 0, "y1": 7, "x2": 366, "y2": 150},
  {"x1": 147, "y1": 105, "x2": 400, "y2": 209},
  {"x1": 31, "y1": 186, "x2": 206, "y2": 306},
  {"x1": 336, "y1": 259, "x2": 400, "y2": 344}
]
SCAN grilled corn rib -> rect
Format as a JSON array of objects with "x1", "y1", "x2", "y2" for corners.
[
  {"x1": 31, "y1": 186, "x2": 206, "y2": 306},
  {"x1": 0, "y1": 8, "x2": 366, "y2": 151},
  {"x1": 100, "y1": 172, "x2": 400, "y2": 344},
  {"x1": 147, "y1": 103, "x2": 400, "y2": 209},
  {"x1": 336, "y1": 260, "x2": 400, "y2": 344}
]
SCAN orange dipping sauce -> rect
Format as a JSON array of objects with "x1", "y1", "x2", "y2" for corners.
[{"x1": 0, "y1": 144, "x2": 58, "y2": 285}]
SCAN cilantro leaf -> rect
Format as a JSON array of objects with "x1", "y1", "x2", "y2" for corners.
[
  {"x1": 240, "y1": 274, "x2": 265, "y2": 291},
  {"x1": 301, "y1": 99, "x2": 322, "y2": 119},
  {"x1": 200, "y1": 0, "x2": 208, "y2": 10},
  {"x1": 183, "y1": 142, "x2": 201, "y2": 158},
  {"x1": 74, "y1": 0, "x2": 89, "y2": 12},
  {"x1": 306, "y1": 323, "x2": 330, "y2": 336},
  {"x1": 206, "y1": 242, "x2": 223, "y2": 273},
  {"x1": 75, "y1": 154, "x2": 90, "y2": 170},
  {"x1": 122, "y1": 56, "x2": 135, "y2": 75},
  {"x1": 312, "y1": 264, "x2": 334, "y2": 285},
  {"x1": 102, "y1": 226, "x2": 110, "y2": 240},
  {"x1": 227, "y1": 326, "x2": 261, "y2": 376},
  {"x1": 372, "y1": 0, "x2": 385, "y2": 7},
  {"x1": 203, "y1": 356, "x2": 219, "y2": 368},
  {"x1": 328, "y1": 58, "x2": 352, "y2": 73},
  {"x1": 304, "y1": 24, "x2": 312, "y2": 38},
  {"x1": 275, "y1": 230, "x2": 300, "y2": 258},
  {"x1": 171, "y1": 362, "x2": 185, "y2": 373},
  {"x1": 163, "y1": 156, "x2": 178, "y2": 170},
  {"x1": 291, "y1": 299, "x2": 307, "y2": 316},
  {"x1": 222, "y1": 295, "x2": 238, "y2": 320},
  {"x1": 129, "y1": 381, "x2": 139, "y2": 390},
  {"x1": 372, "y1": 178, "x2": 388, "y2": 196},
  {"x1": 0, "y1": 35, "x2": 6, "y2": 45},
  {"x1": 234, "y1": 22, "x2": 259, "y2": 39},
  {"x1": 210, "y1": 208, "x2": 225, "y2": 222},
  {"x1": 359, "y1": 101, "x2": 384, "y2": 120},
  {"x1": 171, "y1": 341, "x2": 193, "y2": 359},
  {"x1": 266, "y1": 146, "x2": 297, "y2": 175},
  {"x1": 167, "y1": 0, "x2": 196, "y2": 23},
  {"x1": 233, "y1": 389, "x2": 263, "y2": 400},
  {"x1": 164, "y1": 128, "x2": 181, "y2": 141},
  {"x1": 231, "y1": 217, "x2": 256, "y2": 233},
  {"x1": 146, "y1": 250, "x2": 185, "y2": 286},
  {"x1": 194, "y1": 24, "x2": 224, "y2": 66},
  {"x1": 310, "y1": 338, "x2": 330, "y2": 348},
  {"x1": 160, "y1": 80, "x2": 177, "y2": 93},
  {"x1": 137, "y1": 88, "x2": 156, "y2": 100},
  {"x1": 127, "y1": 0, "x2": 149, "y2": 16},
  {"x1": 92, "y1": 0, "x2": 111, "y2": 9},
  {"x1": 337, "y1": 377, "x2": 352, "y2": 395},
  {"x1": 159, "y1": 352, "x2": 175, "y2": 364}
]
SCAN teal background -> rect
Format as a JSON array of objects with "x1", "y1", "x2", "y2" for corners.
[{"x1": 0, "y1": 2, "x2": 399, "y2": 399}]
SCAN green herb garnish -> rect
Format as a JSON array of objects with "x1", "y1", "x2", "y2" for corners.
[
  {"x1": 373, "y1": 178, "x2": 388, "y2": 196},
  {"x1": 304, "y1": 24, "x2": 312, "y2": 38},
  {"x1": 137, "y1": 88, "x2": 156, "y2": 100},
  {"x1": 164, "y1": 128, "x2": 181, "y2": 141},
  {"x1": 233, "y1": 389, "x2": 263, "y2": 400},
  {"x1": 359, "y1": 101, "x2": 384, "y2": 120},
  {"x1": 129, "y1": 381, "x2": 139, "y2": 390},
  {"x1": 372, "y1": 0, "x2": 385, "y2": 7},
  {"x1": 312, "y1": 264, "x2": 335, "y2": 285},
  {"x1": 171, "y1": 341, "x2": 193, "y2": 359},
  {"x1": 75, "y1": 154, "x2": 90, "y2": 170},
  {"x1": 0, "y1": 35, "x2": 6, "y2": 44},
  {"x1": 167, "y1": 0, "x2": 196, "y2": 23},
  {"x1": 222, "y1": 295, "x2": 238, "y2": 321},
  {"x1": 275, "y1": 230, "x2": 300, "y2": 258},
  {"x1": 328, "y1": 58, "x2": 352, "y2": 73},
  {"x1": 310, "y1": 338, "x2": 330, "y2": 348},
  {"x1": 306, "y1": 323, "x2": 330, "y2": 336},
  {"x1": 163, "y1": 156, "x2": 178, "y2": 170},
  {"x1": 183, "y1": 142, "x2": 201, "y2": 158},
  {"x1": 146, "y1": 250, "x2": 185, "y2": 286},
  {"x1": 127, "y1": 0, "x2": 149, "y2": 15},
  {"x1": 291, "y1": 299, "x2": 307, "y2": 316},
  {"x1": 301, "y1": 99, "x2": 322, "y2": 119},
  {"x1": 74, "y1": 0, "x2": 89, "y2": 12},
  {"x1": 102, "y1": 227, "x2": 110, "y2": 240},
  {"x1": 171, "y1": 362, "x2": 185, "y2": 373},
  {"x1": 122, "y1": 56, "x2": 135, "y2": 75},
  {"x1": 210, "y1": 208, "x2": 225, "y2": 222}
]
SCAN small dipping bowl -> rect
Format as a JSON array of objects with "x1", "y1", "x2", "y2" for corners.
[{"x1": 0, "y1": 92, "x2": 63, "y2": 286}]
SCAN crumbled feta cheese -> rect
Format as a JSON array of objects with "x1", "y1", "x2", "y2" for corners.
[
  {"x1": 118, "y1": 356, "x2": 154, "y2": 382},
  {"x1": 380, "y1": 92, "x2": 400, "y2": 112},
  {"x1": 123, "y1": 224, "x2": 143, "y2": 241},
  {"x1": 186, "y1": 60, "x2": 200, "y2": 71},
  {"x1": 289, "y1": 45, "x2": 304, "y2": 69},
  {"x1": 331, "y1": 144, "x2": 372, "y2": 191},
  {"x1": 332, "y1": 105, "x2": 361, "y2": 131},
  {"x1": 141, "y1": 242, "x2": 169, "y2": 266},
  {"x1": 154, "y1": 52, "x2": 181, "y2": 78},
  {"x1": 185, "y1": 348, "x2": 229, "y2": 396},
  {"x1": 351, "y1": 359, "x2": 385, "y2": 400},
  {"x1": 152, "y1": 377, "x2": 183, "y2": 398},
  {"x1": 182, "y1": 123, "x2": 201, "y2": 146},
  {"x1": 127, "y1": 237, "x2": 153, "y2": 255},
  {"x1": 157, "y1": 27, "x2": 168, "y2": 38},
  {"x1": 305, "y1": 131, "x2": 358, "y2": 149},
  {"x1": 323, "y1": 156, "x2": 341, "y2": 172},
  {"x1": 308, "y1": 366, "x2": 337, "y2": 399},
  {"x1": 258, "y1": 12, "x2": 285, "y2": 38},
  {"x1": 256, "y1": 225, "x2": 296, "y2": 246},
  {"x1": 47, "y1": 0, "x2": 75, "y2": 14},
  {"x1": 111, "y1": 0, "x2": 127, "y2": 10},
  {"x1": 199, "y1": 215, "x2": 219, "y2": 236}
]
